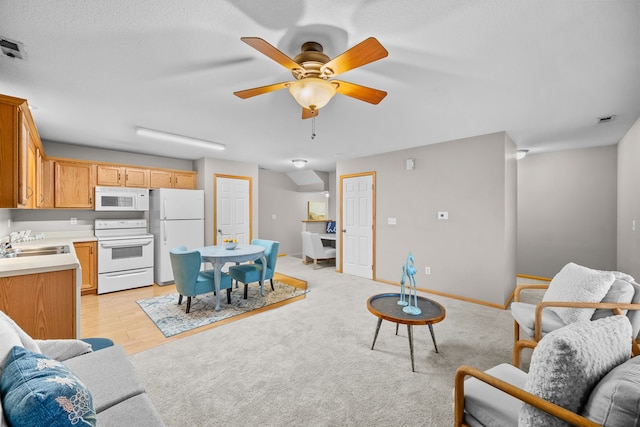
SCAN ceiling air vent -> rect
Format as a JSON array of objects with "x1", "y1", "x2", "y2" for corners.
[
  {"x1": 0, "y1": 38, "x2": 25, "y2": 60},
  {"x1": 597, "y1": 115, "x2": 616, "y2": 124}
]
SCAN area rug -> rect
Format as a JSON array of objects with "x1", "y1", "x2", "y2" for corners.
[{"x1": 136, "y1": 281, "x2": 308, "y2": 337}]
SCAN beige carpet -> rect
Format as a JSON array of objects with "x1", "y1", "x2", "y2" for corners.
[{"x1": 129, "y1": 256, "x2": 525, "y2": 426}]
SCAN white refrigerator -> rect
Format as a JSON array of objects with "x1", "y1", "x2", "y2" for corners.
[{"x1": 150, "y1": 188, "x2": 204, "y2": 284}]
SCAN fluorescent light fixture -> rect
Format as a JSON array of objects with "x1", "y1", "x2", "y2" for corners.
[
  {"x1": 135, "y1": 127, "x2": 225, "y2": 151},
  {"x1": 516, "y1": 149, "x2": 529, "y2": 160},
  {"x1": 291, "y1": 159, "x2": 307, "y2": 168}
]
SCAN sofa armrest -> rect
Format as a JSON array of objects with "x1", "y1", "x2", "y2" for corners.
[
  {"x1": 35, "y1": 339, "x2": 92, "y2": 361},
  {"x1": 454, "y1": 365, "x2": 601, "y2": 427}
]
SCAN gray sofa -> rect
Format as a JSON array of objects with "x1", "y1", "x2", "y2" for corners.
[
  {"x1": 62, "y1": 345, "x2": 165, "y2": 426},
  {"x1": 0, "y1": 310, "x2": 164, "y2": 426}
]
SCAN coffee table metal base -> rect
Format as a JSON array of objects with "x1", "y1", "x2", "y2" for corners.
[
  {"x1": 367, "y1": 293, "x2": 446, "y2": 372},
  {"x1": 370, "y1": 319, "x2": 440, "y2": 372}
]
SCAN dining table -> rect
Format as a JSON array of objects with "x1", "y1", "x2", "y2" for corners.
[{"x1": 195, "y1": 244, "x2": 267, "y2": 311}]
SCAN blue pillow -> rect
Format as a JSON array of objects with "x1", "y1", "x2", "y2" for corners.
[{"x1": 0, "y1": 346, "x2": 96, "y2": 427}]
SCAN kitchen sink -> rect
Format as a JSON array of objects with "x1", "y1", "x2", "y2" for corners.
[{"x1": 1, "y1": 245, "x2": 70, "y2": 258}]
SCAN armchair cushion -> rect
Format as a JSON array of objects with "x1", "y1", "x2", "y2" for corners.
[
  {"x1": 510, "y1": 302, "x2": 566, "y2": 338},
  {"x1": 0, "y1": 346, "x2": 96, "y2": 427},
  {"x1": 592, "y1": 276, "x2": 635, "y2": 320},
  {"x1": 542, "y1": 262, "x2": 615, "y2": 324},
  {"x1": 582, "y1": 355, "x2": 640, "y2": 425},
  {"x1": 519, "y1": 315, "x2": 632, "y2": 426},
  {"x1": 463, "y1": 363, "x2": 527, "y2": 426}
]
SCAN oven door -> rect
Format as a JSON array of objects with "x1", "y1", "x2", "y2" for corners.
[{"x1": 98, "y1": 235, "x2": 154, "y2": 273}]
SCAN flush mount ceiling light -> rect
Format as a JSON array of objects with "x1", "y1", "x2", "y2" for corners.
[
  {"x1": 516, "y1": 149, "x2": 529, "y2": 160},
  {"x1": 135, "y1": 127, "x2": 225, "y2": 151},
  {"x1": 291, "y1": 159, "x2": 307, "y2": 168}
]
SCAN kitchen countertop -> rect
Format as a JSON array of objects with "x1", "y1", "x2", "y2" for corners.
[{"x1": 0, "y1": 231, "x2": 96, "y2": 278}]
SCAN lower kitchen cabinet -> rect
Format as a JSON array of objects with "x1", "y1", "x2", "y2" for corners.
[
  {"x1": 0, "y1": 269, "x2": 77, "y2": 339},
  {"x1": 74, "y1": 241, "x2": 97, "y2": 295}
]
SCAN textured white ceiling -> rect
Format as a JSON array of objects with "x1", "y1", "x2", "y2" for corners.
[{"x1": 1, "y1": 0, "x2": 638, "y2": 172}]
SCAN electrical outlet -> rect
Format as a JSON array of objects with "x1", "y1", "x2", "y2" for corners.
[
  {"x1": 425, "y1": 267, "x2": 431, "y2": 275},
  {"x1": 438, "y1": 212, "x2": 448, "y2": 220},
  {"x1": 70, "y1": 217, "x2": 77, "y2": 225}
]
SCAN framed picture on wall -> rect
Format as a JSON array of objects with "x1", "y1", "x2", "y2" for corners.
[{"x1": 308, "y1": 201, "x2": 327, "y2": 220}]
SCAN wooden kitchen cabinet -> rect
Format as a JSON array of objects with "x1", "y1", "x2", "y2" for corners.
[
  {"x1": 150, "y1": 169, "x2": 197, "y2": 189},
  {"x1": 0, "y1": 94, "x2": 43, "y2": 208},
  {"x1": 97, "y1": 165, "x2": 149, "y2": 188},
  {"x1": 36, "y1": 149, "x2": 55, "y2": 208},
  {"x1": 55, "y1": 160, "x2": 95, "y2": 208},
  {"x1": 74, "y1": 241, "x2": 97, "y2": 295},
  {"x1": 0, "y1": 269, "x2": 77, "y2": 339}
]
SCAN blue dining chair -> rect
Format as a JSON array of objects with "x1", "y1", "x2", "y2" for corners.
[
  {"x1": 169, "y1": 246, "x2": 232, "y2": 313},
  {"x1": 228, "y1": 239, "x2": 280, "y2": 299}
]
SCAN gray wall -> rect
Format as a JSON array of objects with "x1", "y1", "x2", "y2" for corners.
[
  {"x1": 517, "y1": 145, "x2": 618, "y2": 278},
  {"x1": 336, "y1": 132, "x2": 517, "y2": 306},
  {"x1": 617, "y1": 115, "x2": 640, "y2": 279},
  {"x1": 258, "y1": 170, "x2": 333, "y2": 256},
  {"x1": 194, "y1": 158, "x2": 259, "y2": 246},
  {"x1": 0, "y1": 209, "x2": 10, "y2": 237},
  {"x1": 43, "y1": 141, "x2": 194, "y2": 170}
]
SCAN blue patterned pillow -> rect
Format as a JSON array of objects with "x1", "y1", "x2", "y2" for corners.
[{"x1": 0, "y1": 346, "x2": 96, "y2": 427}]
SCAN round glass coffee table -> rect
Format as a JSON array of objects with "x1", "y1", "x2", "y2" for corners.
[{"x1": 367, "y1": 293, "x2": 446, "y2": 372}]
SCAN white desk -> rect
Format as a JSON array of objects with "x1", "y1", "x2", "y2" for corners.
[
  {"x1": 195, "y1": 245, "x2": 266, "y2": 311},
  {"x1": 319, "y1": 234, "x2": 337, "y2": 241}
]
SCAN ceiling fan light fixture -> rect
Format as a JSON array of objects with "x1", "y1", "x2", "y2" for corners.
[
  {"x1": 288, "y1": 78, "x2": 337, "y2": 110},
  {"x1": 291, "y1": 159, "x2": 307, "y2": 168}
]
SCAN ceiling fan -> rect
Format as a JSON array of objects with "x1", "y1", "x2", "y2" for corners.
[{"x1": 233, "y1": 37, "x2": 388, "y2": 119}]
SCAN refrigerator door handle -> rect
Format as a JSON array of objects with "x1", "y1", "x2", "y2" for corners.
[
  {"x1": 163, "y1": 199, "x2": 167, "y2": 220},
  {"x1": 163, "y1": 221, "x2": 167, "y2": 242}
]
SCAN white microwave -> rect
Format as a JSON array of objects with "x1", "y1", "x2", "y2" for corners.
[{"x1": 94, "y1": 187, "x2": 150, "y2": 211}]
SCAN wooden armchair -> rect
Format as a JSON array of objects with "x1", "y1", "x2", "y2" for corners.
[
  {"x1": 455, "y1": 316, "x2": 640, "y2": 426},
  {"x1": 511, "y1": 264, "x2": 640, "y2": 367}
]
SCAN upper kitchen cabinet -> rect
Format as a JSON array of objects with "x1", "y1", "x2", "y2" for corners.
[
  {"x1": 149, "y1": 169, "x2": 197, "y2": 189},
  {"x1": 54, "y1": 160, "x2": 95, "y2": 208},
  {"x1": 0, "y1": 94, "x2": 44, "y2": 208},
  {"x1": 36, "y1": 149, "x2": 55, "y2": 208},
  {"x1": 97, "y1": 165, "x2": 149, "y2": 188}
]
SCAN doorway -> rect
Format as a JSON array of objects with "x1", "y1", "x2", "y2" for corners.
[
  {"x1": 214, "y1": 175, "x2": 252, "y2": 244},
  {"x1": 340, "y1": 172, "x2": 375, "y2": 279}
]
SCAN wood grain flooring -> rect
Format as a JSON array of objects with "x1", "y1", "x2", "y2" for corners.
[{"x1": 80, "y1": 273, "x2": 307, "y2": 355}]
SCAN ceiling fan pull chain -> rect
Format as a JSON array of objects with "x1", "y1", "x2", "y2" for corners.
[{"x1": 311, "y1": 117, "x2": 316, "y2": 139}]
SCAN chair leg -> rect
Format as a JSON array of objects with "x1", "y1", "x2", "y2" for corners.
[
  {"x1": 244, "y1": 283, "x2": 248, "y2": 299},
  {"x1": 227, "y1": 288, "x2": 231, "y2": 304},
  {"x1": 270, "y1": 278, "x2": 274, "y2": 291},
  {"x1": 186, "y1": 296, "x2": 192, "y2": 314},
  {"x1": 178, "y1": 295, "x2": 183, "y2": 305}
]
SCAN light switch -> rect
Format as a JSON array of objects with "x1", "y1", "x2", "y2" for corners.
[
  {"x1": 438, "y1": 212, "x2": 448, "y2": 220},
  {"x1": 388, "y1": 217, "x2": 397, "y2": 225},
  {"x1": 272, "y1": 214, "x2": 277, "y2": 220}
]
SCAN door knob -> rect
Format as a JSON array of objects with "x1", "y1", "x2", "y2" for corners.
[{"x1": 342, "y1": 229, "x2": 347, "y2": 233}]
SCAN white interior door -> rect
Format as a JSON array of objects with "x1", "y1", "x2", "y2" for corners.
[
  {"x1": 342, "y1": 174, "x2": 373, "y2": 278},
  {"x1": 215, "y1": 176, "x2": 251, "y2": 244}
]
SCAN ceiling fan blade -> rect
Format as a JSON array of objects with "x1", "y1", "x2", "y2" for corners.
[
  {"x1": 321, "y1": 37, "x2": 388, "y2": 77},
  {"x1": 333, "y1": 80, "x2": 387, "y2": 104},
  {"x1": 241, "y1": 37, "x2": 301, "y2": 71},
  {"x1": 233, "y1": 81, "x2": 291, "y2": 99},
  {"x1": 302, "y1": 108, "x2": 318, "y2": 120}
]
